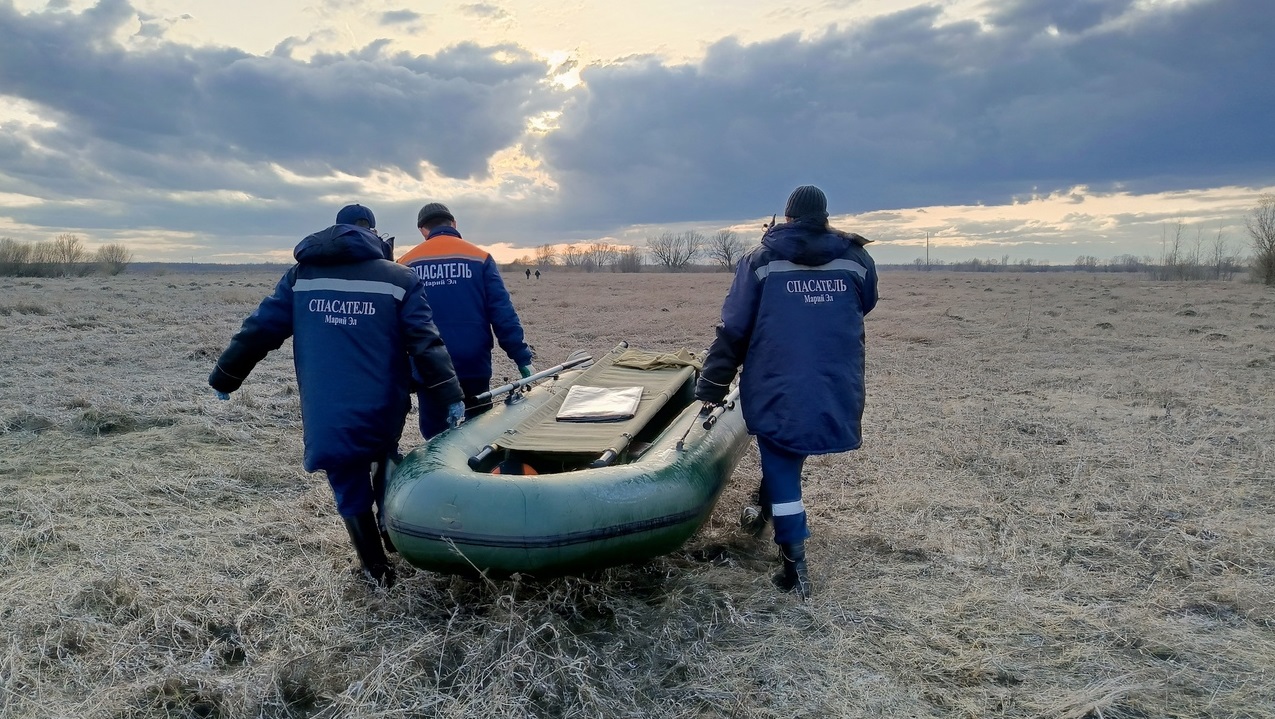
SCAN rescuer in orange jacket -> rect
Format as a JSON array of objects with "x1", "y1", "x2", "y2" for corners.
[{"x1": 397, "y1": 202, "x2": 535, "y2": 438}]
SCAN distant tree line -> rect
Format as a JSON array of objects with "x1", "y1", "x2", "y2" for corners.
[
  {"x1": 500, "y1": 194, "x2": 1275, "y2": 283},
  {"x1": 0, "y1": 235, "x2": 133, "y2": 277},
  {"x1": 504, "y1": 228, "x2": 754, "y2": 274},
  {"x1": 900, "y1": 250, "x2": 1247, "y2": 279},
  {"x1": 903, "y1": 196, "x2": 1275, "y2": 284}
]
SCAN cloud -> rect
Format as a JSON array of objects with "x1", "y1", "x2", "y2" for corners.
[
  {"x1": 379, "y1": 9, "x2": 421, "y2": 26},
  {"x1": 0, "y1": 0, "x2": 559, "y2": 185},
  {"x1": 1, "y1": 0, "x2": 1272, "y2": 263},
  {"x1": 460, "y1": 3, "x2": 512, "y2": 21},
  {"x1": 990, "y1": 0, "x2": 1135, "y2": 33},
  {"x1": 537, "y1": 0, "x2": 1275, "y2": 230}
]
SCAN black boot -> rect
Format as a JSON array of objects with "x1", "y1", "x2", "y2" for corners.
[
  {"x1": 342, "y1": 512, "x2": 396, "y2": 589},
  {"x1": 772, "y1": 542, "x2": 811, "y2": 600},
  {"x1": 371, "y1": 458, "x2": 398, "y2": 554}
]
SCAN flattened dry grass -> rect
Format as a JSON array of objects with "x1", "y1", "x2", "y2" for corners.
[{"x1": 1, "y1": 270, "x2": 1273, "y2": 718}]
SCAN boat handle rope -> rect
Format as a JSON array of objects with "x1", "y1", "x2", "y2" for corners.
[{"x1": 677, "y1": 386, "x2": 740, "y2": 451}]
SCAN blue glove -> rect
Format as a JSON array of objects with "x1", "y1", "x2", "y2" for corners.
[
  {"x1": 518, "y1": 364, "x2": 535, "y2": 379},
  {"x1": 447, "y1": 401, "x2": 466, "y2": 428},
  {"x1": 214, "y1": 390, "x2": 231, "y2": 401}
]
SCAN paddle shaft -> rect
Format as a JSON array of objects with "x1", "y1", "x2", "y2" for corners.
[{"x1": 474, "y1": 353, "x2": 595, "y2": 404}]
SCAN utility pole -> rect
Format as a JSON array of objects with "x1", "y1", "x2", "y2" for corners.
[{"x1": 926, "y1": 232, "x2": 930, "y2": 271}]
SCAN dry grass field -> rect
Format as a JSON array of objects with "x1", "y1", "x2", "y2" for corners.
[{"x1": 2, "y1": 268, "x2": 1274, "y2": 719}]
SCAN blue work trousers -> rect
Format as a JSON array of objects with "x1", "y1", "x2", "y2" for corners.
[
  {"x1": 757, "y1": 436, "x2": 811, "y2": 545},
  {"x1": 324, "y1": 450, "x2": 399, "y2": 519},
  {"x1": 325, "y1": 462, "x2": 377, "y2": 518}
]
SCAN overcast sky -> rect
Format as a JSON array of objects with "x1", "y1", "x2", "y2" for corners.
[{"x1": 1, "y1": 0, "x2": 1272, "y2": 264}]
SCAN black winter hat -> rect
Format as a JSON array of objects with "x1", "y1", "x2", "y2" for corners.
[
  {"x1": 336, "y1": 203, "x2": 375, "y2": 228},
  {"x1": 784, "y1": 185, "x2": 828, "y2": 220},
  {"x1": 416, "y1": 202, "x2": 455, "y2": 227}
]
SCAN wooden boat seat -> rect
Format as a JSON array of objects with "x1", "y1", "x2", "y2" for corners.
[{"x1": 494, "y1": 346, "x2": 698, "y2": 460}]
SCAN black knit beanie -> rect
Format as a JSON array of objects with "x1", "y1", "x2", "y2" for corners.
[
  {"x1": 784, "y1": 185, "x2": 828, "y2": 220},
  {"x1": 416, "y1": 202, "x2": 455, "y2": 227}
]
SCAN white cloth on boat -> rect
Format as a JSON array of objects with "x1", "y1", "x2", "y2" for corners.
[{"x1": 556, "y1": 385, "x2": 644, "y2": 422}]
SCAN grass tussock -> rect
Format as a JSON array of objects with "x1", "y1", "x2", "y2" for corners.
[
  {"x1": 1, "y1": 411, "x2": 54, "y2": 434},
  {"x1": 0, "y1": 302, "x2": 51, "y2": 316},
  {"x1": 1, "y1": 270, "x2": 1274, "y2": 718}
]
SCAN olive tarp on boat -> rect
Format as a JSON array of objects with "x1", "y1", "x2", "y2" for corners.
[{"x1": 384, "y1": 343, "x2": 751, "y2": 576}]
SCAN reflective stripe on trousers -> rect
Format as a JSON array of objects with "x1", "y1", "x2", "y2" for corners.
[{"x1": 757, "y1": 436, "x2": 810, "y2": 545}]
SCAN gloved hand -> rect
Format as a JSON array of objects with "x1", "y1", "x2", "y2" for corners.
[
  {"x1": 447, "y1": 401, "x2": 467, "y2": 428},
  {"x1": 214, "y1": 390, "x2": 231, "y2": 401},
  {"x1": 518, "y1": 364, "x2": 536, "y2": 379},
  {"x1": 698, "y1": 400, "x2": 721, "y2": 417}
]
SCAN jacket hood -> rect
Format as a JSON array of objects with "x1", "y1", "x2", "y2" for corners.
[
  {"x1": 294, "y1": 225, "x2": 388, "y2": 265},
  {"x1": 762, "y1": 220, "x2": 870, "y2": 265}
]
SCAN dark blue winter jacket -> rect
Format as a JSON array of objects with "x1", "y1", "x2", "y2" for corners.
[
  {"x1": 209, "y1": 225, "x2": 463, "y2": 472},
  {"x1": 696, "y1": 221, "x2": 878, "y2": 454},
  {"x1": 397, "y1": 226, "x2": 533, "y2": 379}
]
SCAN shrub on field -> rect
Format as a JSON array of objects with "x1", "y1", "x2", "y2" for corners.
[{"x1": 95, "y1": 243, "x2": 133, "y2": 276}]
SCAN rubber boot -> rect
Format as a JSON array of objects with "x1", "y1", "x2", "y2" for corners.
[
  {"x1": 342, "y1": 512, "x2": 396, "y2": 589},
  {"x1": 772, "y1": 542, "x2": 811, "y2": 600},
  {"x1": 739, "y1": 488, "x2": 771, "y2": 537},
  {"x1": 371, "y1": 458, "x2": 398, "y2": 554}
]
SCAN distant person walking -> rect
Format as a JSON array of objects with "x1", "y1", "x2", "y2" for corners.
[
  {"x1": 208, "y1": 204, "x2": 465, "y2": 589},
  {"x1": 696, "y1": 185, "x2": 878, "y2": 600},
  {"x1": 398, "y1": 202, "x2": 536, "y2": 438},
  {"x1": 526, "y1": 268, "x2": 531, "y2": 280},
  {"x1": 535, "y1": 269, "x2": 541, "y2": 280}
]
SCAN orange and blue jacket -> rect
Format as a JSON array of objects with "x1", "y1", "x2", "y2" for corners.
[{"x1": 397, "y1": 226, "x2": 532, "y2": 379}]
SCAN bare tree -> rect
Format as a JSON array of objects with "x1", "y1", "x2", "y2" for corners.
[
  {"x1": 95, "y1": 243, "x2": 133, "y2": 276},
  {"x1": 51, "y1": 234, "x2": 87, "y2": 277},
  {"x1": 535, "y1": 243, "x2": 558, "y2": 266},
  {"x1": 615, "y1": 246, "x2": 644, "y2": 273},
  {"x1": 1207, "y1": 226, "x2": 1243, "y2": 281},
  {"x1": 28, "y1": 240, "x2": 57, "y2": 276},
  {"x1": 706, "y1": 229, "x2": 746, "y2": 270},
  {"x1": 647, "y1": 231, "x2": 701, "y2": 271},
  {"x1": 1109, "y1": 254, "x2": 1143, "y2": 273},
  {"x1": 585, "y1": 242, "x2": 619, "y2": 272},
  {"x1": 560, "y1": 244, "x2": 587, "y2": 268},
  {"x1": 1157, "y1": 221, "x2": 1185, "y2": 280},
  {"x1": 0, "y1": 238, "x2": 33, "y2": 276},
  {"x1": 1247, "y1": 194, "x2": 1275, "y2": 285},
  {"x1": 683, "y1": 230, "x2": 704, "y2": 267},
  {"x1": 1074, "y1": 255, "x2": 1099, "y2": 272}
]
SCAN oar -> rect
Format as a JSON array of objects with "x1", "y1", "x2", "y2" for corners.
[{"x1": 473, "y1": 350, "x2": 594, "y2": 405}]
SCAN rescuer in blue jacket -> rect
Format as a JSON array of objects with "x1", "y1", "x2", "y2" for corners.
[
  {"x1": 398, "y1": 202, "x2": 535, "y2": 438},
  {"x1": 695, "y1": 185, "x2": 879, "y2": 600},
  {"x1": 209, "y1": 204, "x2": 466, "y2": 589}
]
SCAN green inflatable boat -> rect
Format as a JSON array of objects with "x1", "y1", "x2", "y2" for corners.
[{"x1": 384, "y1": 343, "x2": 750, "y2": 576}]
